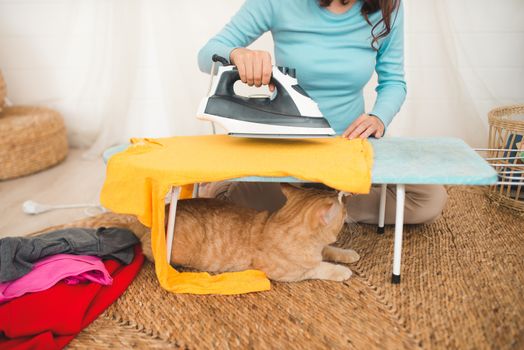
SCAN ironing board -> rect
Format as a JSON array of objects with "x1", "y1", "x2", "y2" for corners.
[{"x1": 103, "y1": 137, "x2": 498, "y2": 284}]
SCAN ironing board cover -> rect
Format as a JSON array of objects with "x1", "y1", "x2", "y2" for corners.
[{"x1": 100, "y1": 135, "x2": 373, "y2": 295}]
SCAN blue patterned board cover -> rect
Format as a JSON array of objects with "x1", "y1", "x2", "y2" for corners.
[{"x1": 103, "y1": 137, "x2": 498, "y2": 186}]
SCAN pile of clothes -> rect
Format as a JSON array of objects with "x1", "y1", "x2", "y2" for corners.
[{"x1": 0, "y1": 227, "x2": 144, "y2": 350}]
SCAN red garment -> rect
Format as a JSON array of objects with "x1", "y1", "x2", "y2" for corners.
[{"x1": 0, "y1": 245, "x2": 144, "y2": 350}]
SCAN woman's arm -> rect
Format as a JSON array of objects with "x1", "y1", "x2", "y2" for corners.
[
  {"x1": 344, "y1": 2, "x2": 407, "y2": 139},
  {"x1": 197, "y1": 0, "x2": 275, "y2": 73},
  {"x1": 370, "y1": 1, "x2": 407, "y2": 129}
]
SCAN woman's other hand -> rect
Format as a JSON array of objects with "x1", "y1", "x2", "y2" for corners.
[
  {"x1": 230, "y1": 48, "x2": 275, "y2": 92},
  {"x1": 342, "y1": 114, "x2": 385, "y2": 139}
]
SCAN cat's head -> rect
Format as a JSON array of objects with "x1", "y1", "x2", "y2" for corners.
[{"x1": 277, "y1": 184, "x2": 348, "y2": 243}]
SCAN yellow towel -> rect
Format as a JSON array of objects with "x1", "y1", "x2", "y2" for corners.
[{"x1": 100, "y1": 135, "x2": 373, "y2": 295}]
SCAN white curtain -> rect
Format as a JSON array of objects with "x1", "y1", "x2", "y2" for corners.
[
  {"x1": 369, "y1": 0, "x2": 524, "y2": 147},
  {"x1": 67, "y1": 0, "x2": 142, "y2": 157},
  {"x1": 1, "y1": 0, "x2": 522, "y2": 153}
]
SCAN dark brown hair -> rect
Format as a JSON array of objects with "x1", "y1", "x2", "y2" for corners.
[{"x1": 319, "y1": 0, "x2": 401, "y2": 49}]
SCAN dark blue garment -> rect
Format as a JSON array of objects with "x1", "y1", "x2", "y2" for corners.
[{"x1": 0, "y1": 227, "x2": 139, "y2": 283}]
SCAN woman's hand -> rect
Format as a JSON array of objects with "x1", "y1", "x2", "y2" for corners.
[
  {"x1": 342, "y1": 114, "x2": 385, "y2": 139},
  {"x1": 230, "y1": 48, "x2": 275, "y2": 92}
]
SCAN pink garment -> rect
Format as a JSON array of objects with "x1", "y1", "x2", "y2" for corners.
[{"x1": 0, "y1": 254, "x2": 112, "y2": 304}]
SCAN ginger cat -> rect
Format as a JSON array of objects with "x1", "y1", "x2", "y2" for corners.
[{"x1": 141, "y1": 184, "x2": 359, "y2": 282}]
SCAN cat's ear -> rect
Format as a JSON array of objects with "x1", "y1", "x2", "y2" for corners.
[
  {"x1": 319, "y1": 202, "x2": 341, "y2": 226},
  {"x1": 338, "y1": 191, "x2": 353, "y2": 205},
  {"x1": 280, "y1": 183, "x2": 300, "y2": 199}
]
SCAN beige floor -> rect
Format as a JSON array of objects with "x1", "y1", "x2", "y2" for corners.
[{"x1": 0, "y1": 149, "x2": 106, "y2": 237}]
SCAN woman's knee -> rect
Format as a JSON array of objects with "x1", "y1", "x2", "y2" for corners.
[
  {"x1": 226, "y1": 182, "x2": 286, "y2": 212},
  {"x1": 406, "y1": 185, "x2": 448, "y2": 224}
]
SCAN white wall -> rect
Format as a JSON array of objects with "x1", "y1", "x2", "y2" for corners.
[{"x1": 0, "y1": 0, "x2": 522, "y2": 150}]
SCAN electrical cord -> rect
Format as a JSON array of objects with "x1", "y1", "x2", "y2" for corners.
[{"x1": 22, "y1": 200, "x2": 107, "y2": 217}]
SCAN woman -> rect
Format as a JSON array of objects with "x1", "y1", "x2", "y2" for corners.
[{"x1": 198, "y1": 0, "x2": 448, "y2": 225}]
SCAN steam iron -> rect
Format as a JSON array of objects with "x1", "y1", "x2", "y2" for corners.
[{"x1": 197, "y1": 55, "x2": 336, "y2": 139}]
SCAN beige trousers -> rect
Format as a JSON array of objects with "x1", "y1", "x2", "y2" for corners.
[{"x1": 202, "y1": 182, "x2": 448, "y2": 225}]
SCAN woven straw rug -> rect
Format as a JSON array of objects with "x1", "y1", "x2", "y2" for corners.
[{"x1": 40, "y1": 187, "x2": 522, "y2": 349}]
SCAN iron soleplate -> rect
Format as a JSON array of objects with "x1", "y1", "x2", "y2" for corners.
[{"x1": 229, "y1": 133, "x2": 336, "y2": 139}]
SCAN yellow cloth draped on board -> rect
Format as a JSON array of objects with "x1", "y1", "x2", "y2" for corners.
[{"x1": 100, "y1": 135, "x2": 374, "y2": 295}]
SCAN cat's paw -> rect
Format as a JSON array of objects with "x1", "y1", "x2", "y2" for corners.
[
  {"x1": 304, "y1": 262, "x2": 353, "y2": 282},
  {"x1": 330, "y1": 265, "x2": 353, "y2": 281},
  {"x1": 322, "y1": 246, "x2": 360, "y2": 264},
  {"x1": 338, "y1": 249, "x2": 360, "y2": 264}
]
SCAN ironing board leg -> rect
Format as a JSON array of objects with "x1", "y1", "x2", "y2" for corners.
[
  {"x1": 193, "y1": 183, "x2": 200, "y2": 198},
  {"x1": 377, "y1": 184, "x2": 387, "y2": 234},
  {"x1": 392, "y1": 184, "x2": 405, "y2": 284},
  {"x1": 166, "y1": 187, "x2": 181, "y2": 264}
]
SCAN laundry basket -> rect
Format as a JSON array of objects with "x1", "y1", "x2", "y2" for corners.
[
  {"x1": 485, "y1": 104, "x2": 524, "y2": 214},
  {"x1": 0, "y1": 106, "x2": 68, "y2": 180},
  {"x1": 0, "y1": 71, "x2": 6, "y2": 112}
]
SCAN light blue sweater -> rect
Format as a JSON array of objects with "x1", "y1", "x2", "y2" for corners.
[{"x1": 198, "y1": 0, "x2": 406, "y2": 134}]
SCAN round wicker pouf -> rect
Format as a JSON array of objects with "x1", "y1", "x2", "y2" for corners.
[{"x1": 0, "y1": 106, "x2": 68, "y2": 180}]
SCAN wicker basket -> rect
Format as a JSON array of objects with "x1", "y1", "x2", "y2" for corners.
[
  {"x1": 0, "y1": 106, "x2": 68, "y2": 180},
  {"x1": 486, "y1": 104, "x2": 524, "y2": 213},
  {"x1": 0, "y1": 71, "x2": 6, "y2": 112}
]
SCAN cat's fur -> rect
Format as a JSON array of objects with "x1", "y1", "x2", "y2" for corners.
[{"x1": 141, "y1": 184, "x2": 359, "y2": 282}]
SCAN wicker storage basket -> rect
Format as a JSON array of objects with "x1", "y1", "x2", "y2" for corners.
[
  {"x1": 0, "y1": 106, "x2": 68, "y2": 180},
  {"x1": 486, "y1": 104, "x2": 524, "y2": 214},
  {"x1": 0, "y1": 71, "x2": 6, "y2": 112}
]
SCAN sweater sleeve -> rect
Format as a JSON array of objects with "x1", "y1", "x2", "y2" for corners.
[
  {"x1": 370, "y1": 2, "x2": 407, "y2": 129},
  {"x1": 198, "y1": 0, "x2": 275, "y2": 73}
]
